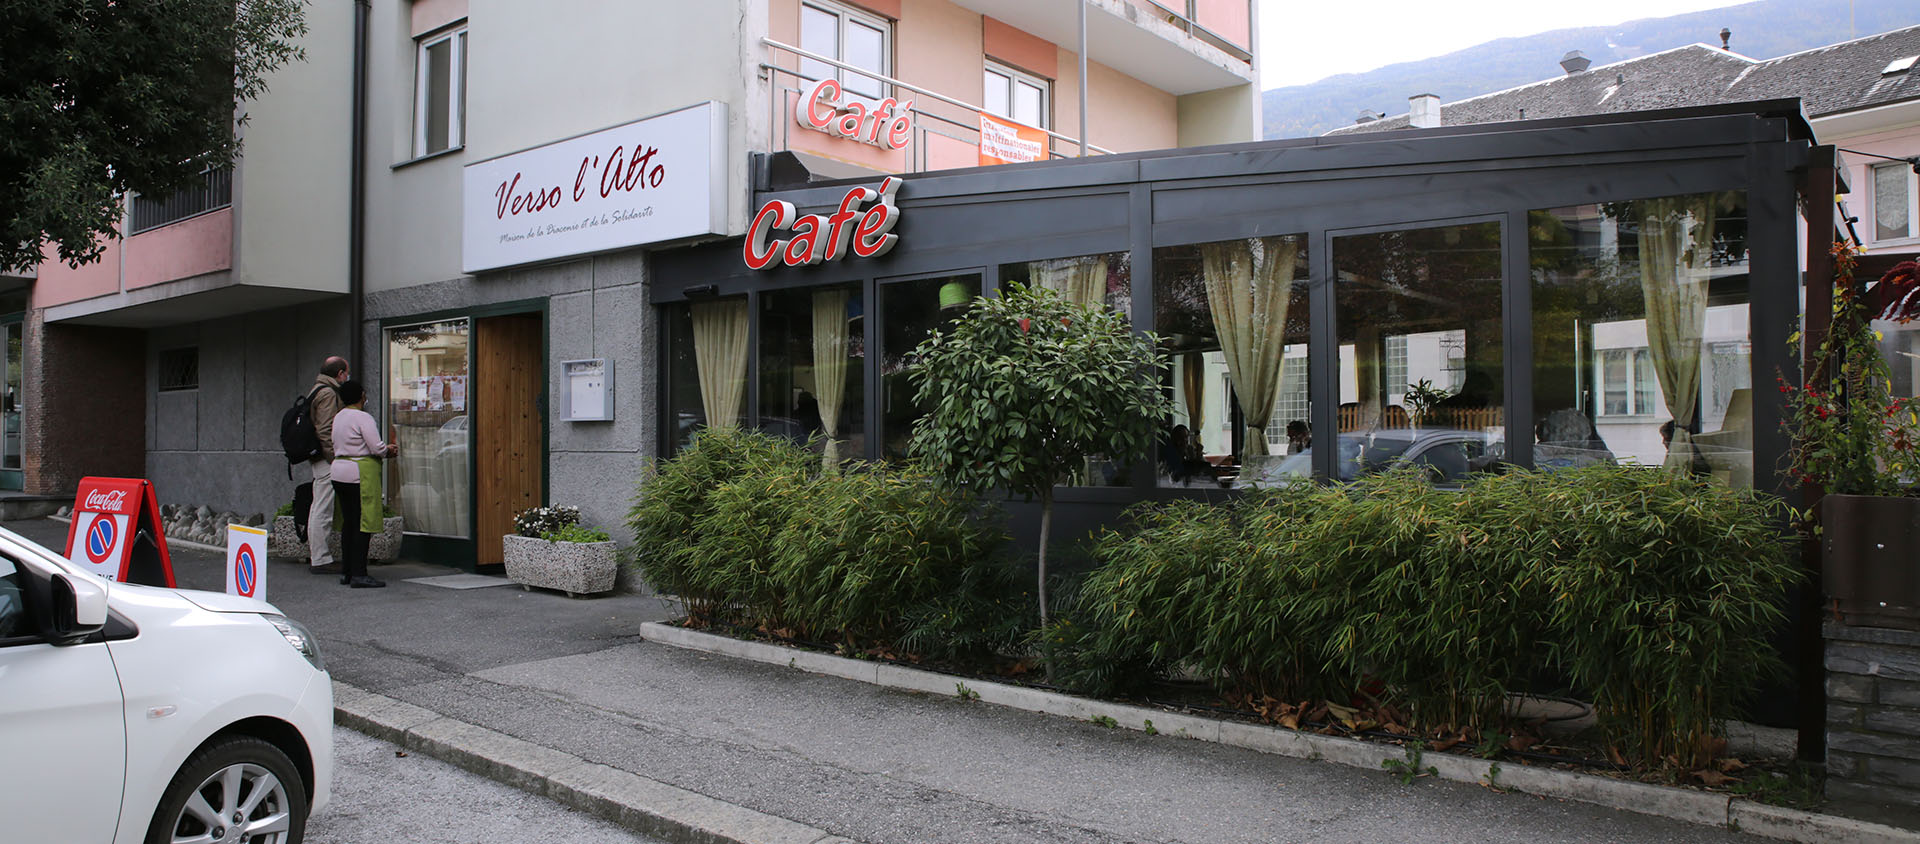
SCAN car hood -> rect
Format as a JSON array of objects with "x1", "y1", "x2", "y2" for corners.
[{"x1": 172, "y1": 588, "x2": 285, "y2": 615}]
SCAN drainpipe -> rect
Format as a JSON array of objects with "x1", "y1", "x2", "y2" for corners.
[
  {"x1": 1077, "y1": 1, "x2": 1088, "y2": 157},
  {"x1": 349, "y1": 0, "x2": 369, "y2": 368}
]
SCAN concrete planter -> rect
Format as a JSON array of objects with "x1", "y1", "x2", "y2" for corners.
[
  {"x1": 502, "y1": 534, "x2": 617, "y2": 597},
  {"x1": 270, "y1": 515, "x2": 403, "y2": 563}
]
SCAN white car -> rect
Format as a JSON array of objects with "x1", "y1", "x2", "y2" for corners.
[{"x1": 0, "y1": 527, "x2": 332, "y2": 844}]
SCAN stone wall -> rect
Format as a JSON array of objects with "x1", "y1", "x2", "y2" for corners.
[
  {"x1": 1826, "y1": 620, "x2": 1920, "y2": 827},
  {"x1": 24, "y1": 311, "x2": 147, "y2": 496}
]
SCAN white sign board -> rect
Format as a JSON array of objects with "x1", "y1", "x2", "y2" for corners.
[
  {"x1": 225, "y1": 524, "x2": 268, "y2": 602},
  {"x1": 463, "y1": 102, "x2": 729, "y2": 273},
  {"x1": 68, "y1": 511, "x2": 132, "y2": 582}
]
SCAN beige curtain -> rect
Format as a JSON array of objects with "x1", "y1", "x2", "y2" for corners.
[
  {"x1": 1635, "y1": 195, "x2": 1716, "y2": 472},
  {"x1": 1181, "y1": 351, "x2": 1205, "y2": 434},
  {"x1": 691, "y1": 299, "x2": 749, "y2": 429},
  {"x1": 1201, "y1": 237, "x2": 1298, "y2": 457},
  {"x1": 1028, "y1": 256, "x2": 1108, "y2": 308},
  {"x1": 811, "y1": 289, "x2": 850, "y2": 469}
]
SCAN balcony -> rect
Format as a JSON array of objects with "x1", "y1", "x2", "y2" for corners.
[
  {"x1": 945, "y1": 0, "x2": 1252, "y2": 95},
  {"x1": 762, "y1": 39, "x2": 1115, "y2": 178}
]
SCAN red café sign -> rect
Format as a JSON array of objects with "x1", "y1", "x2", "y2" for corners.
[
  {"x1": 794, "y1": 78, "x2": 914, "y2": 150},
  {"x1": 744, "y1": 177, "x2": 902, "y2": 270}
]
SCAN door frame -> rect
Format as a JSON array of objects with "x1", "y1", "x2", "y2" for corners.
[
  {"x1": 0, "y1": 312, "x2": 23, "y2": 491},
  {"x1": 379, "y1": 298, "x2": 549, "y2": 570}
]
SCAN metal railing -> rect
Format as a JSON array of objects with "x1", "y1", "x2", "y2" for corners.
[
  {"x1": 761, "y1": 38, "x2": 1111, "y2": 175},
  {"x1": 1141, "y1": 0, "x2": 1253, "y2": 62},
  {"x1": 129, "y1": 168, "x2": 232, "y2": 235}
]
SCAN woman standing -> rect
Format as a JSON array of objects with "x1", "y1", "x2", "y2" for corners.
[{"x1": 330, "y1": 380, "x2": 397, "y2": 588}]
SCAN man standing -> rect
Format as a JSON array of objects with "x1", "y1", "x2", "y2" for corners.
[{"x1": 308, "y1": 357, "x2": 348, "y2": 574}]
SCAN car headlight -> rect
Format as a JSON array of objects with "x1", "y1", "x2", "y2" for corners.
[{"x1": 263, "y1": 614, "x2": 326, "y2": 673}]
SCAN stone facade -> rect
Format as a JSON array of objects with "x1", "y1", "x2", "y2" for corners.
[
  {"x1": 25, "y1": 312, "x2": 146, "y2": 496},
  {"x1": 1825, "y1": 620, "x2": 1920, "y2": 826}
]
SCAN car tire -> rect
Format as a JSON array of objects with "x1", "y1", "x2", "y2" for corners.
[{"x1": 145, "y1": 735, "x2": 309, "y2": 844}]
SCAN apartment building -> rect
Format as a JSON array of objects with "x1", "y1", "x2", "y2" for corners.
[{"x1": 23, "y1": 0, "x2": 1260, "y2": 566}]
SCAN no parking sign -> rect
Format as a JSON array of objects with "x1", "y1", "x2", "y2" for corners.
[{"x1": 225, "y1": 524, "x2": 268, "y2": 602}]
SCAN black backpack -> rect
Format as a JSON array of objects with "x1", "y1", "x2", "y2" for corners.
[{"x1": 280, "y1": 384, "x2": 333, "y2": 465}]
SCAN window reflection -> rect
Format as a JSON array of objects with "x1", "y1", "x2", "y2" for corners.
[
  {"x1": 881, "y1": 274, "x2": 979, "y2": 461},
  {"x1": 386, "y1": 320, "x2": 471, "y2": 537},
  {"x1": 1333, "y1": 221, "x2": 1505, "y2": 485},
  {"x1": 1152, "y1": 236, "x2": 1310, "y2": 488},
  {"x1": 760, "y1": 285, "x2": 866, "y2": 469},
  {"x1": 999, "y1": 252, "x2": 1136, "y2": 486},
  {"x1": 1530, "y1": 193, "x2": 1752, "y2": 487}
]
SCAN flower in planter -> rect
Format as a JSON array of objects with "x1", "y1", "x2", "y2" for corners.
[{"x1": 513, "y1": 505, "x2": 583, "y2": 539}]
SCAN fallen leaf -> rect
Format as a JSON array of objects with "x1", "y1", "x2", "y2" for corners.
[
  {"x1": 1718, "y1": 757, "x2": 1749, "y2": 773},
  {"x1": 1278, "y1": 713, "x2": 1300, "y2": 730},
  {"x1": 395, "y1": 751, "x2": 408, "y2": 758},
  {"x1": 1693, "y1": 769, "x2": 1739, "y2": 787},
  {"x1": 1432, "y1": 736, "x2": 1462, "y2": 753},
  {"x1": 1606, "y1": 746, "x2": 1627, "y2": 767},
  {"x1": 1507, "y1": 735, "x2": 1539, "y2": 752}
]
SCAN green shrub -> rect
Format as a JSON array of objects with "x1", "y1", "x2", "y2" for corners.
[
  {"x1": 680, "y1": 465, "x2": 814, "y2": 628},
  {"x1": 540, "y1": 523, "x2": 611, "y2": 543},
  {"x1": 768, "y1": 466, "x2": 1003, "y2": 647},
  {"x1": 1532, "y1": 464, "x2": 1796, "y2": 770},
  {"x1": 626, "y1": 427, "x2": 818, "y2": 615},
  {"x1": 1062, "y1": 465, "x2": 1795, "y2": 768}
]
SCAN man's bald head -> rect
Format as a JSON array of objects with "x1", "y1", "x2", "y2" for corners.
[{"x1": 321, "y1": 356, "x2": 349, "y2": 378}]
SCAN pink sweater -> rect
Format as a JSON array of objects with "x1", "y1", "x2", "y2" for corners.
[{"x1": 328, "y1": 407, "x2": 388, "y2": 483}]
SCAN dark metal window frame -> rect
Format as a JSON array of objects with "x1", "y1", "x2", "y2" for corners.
[
  {"x1": 653, "y1": 101, "x2": 1813, "y2": 507},
  {"x1": 157, "y1": 347, "x2": 199, "y2": 392}
]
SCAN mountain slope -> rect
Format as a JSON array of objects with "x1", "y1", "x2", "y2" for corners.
[{"x1": 1263, "y1": 0, "x2": 1920, "y2": 139}]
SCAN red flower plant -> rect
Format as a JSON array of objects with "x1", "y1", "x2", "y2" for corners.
[{"x1": 1871, "y1": 259, "x2": 1920, "y2": 323}]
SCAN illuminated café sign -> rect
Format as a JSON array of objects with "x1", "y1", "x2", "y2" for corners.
[
  {"x1": 744, "y1": 177, "x2": 902, "y2": 270},
  {"x1": 794, "y1": 78, "x2": 914, "y2": 150},
  {"x1": 462, "y1": 102, "x2": 728, "y2": 273}
]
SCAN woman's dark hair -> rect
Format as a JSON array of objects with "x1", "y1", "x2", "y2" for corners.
[{"x1": 337, "y1": 380, "x2": 366, "y2": 407}]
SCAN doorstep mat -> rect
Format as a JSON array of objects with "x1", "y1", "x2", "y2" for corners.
[{"x1": 405, "y1": 574, "x2": 514, "y2": 590}]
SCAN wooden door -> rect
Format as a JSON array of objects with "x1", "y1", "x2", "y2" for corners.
[{"x1": 474, "y1": 313, "x2": 544, "y2": 565}]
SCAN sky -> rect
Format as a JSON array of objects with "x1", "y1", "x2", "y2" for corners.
[{"x1": 1256, "y1": 0, "x2": 1744, "y2": 89}]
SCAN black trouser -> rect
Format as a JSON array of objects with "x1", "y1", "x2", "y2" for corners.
[{"x1": 331, "y1": 480, "x2": 369, "y2": 580}]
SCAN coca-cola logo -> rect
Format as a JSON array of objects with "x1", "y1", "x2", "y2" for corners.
[{"x1": 84, "y1": 488, "x2": 128, "y2": 513}]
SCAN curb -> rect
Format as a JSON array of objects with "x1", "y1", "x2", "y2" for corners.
[
  {"x1": 637, "y1": 621, "x2": 1920, "y2": 844},
  {"x1": 331, "y1": 680, "x2": 857, "y2": 844}
]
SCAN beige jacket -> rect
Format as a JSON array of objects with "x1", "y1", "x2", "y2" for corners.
[{"x1": 310, "y1": 374, "x2": 344, "y2": 461}]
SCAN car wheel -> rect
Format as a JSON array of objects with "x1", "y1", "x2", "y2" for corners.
[{"x1": 145, "y1": 735, "x2": 308, "y2": 844}]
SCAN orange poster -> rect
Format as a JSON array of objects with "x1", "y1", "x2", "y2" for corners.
[{"x1": 978, "y1": 113, "x2": 1048, "y2": 166}]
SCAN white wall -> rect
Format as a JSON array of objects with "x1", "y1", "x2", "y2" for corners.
[
  {"x1": 232, "y1": 0, "x2": 354, "y2": 293},
  {"x1": 363, "y1": 0, "x2": 770, "y2": 295}
]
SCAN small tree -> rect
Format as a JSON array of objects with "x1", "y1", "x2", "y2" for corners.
[{"x1": 907, "y1": 284, "x2": 1171, "y2": 624}]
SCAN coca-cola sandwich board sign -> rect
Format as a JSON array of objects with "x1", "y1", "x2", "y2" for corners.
[
  {"x1": 64, "y1": 477, "x2": 175, "y2": 586},
  {"x1": 462, "y1": 101, "x2": 729, "y2": 274}
]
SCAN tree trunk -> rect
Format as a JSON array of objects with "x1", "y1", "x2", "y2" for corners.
[{"x1": 1038, "y1": 491, "x2": 1053, "y2": 628}]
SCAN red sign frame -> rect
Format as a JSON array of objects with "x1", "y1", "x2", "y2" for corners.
[{"x1": 63, "y1": 476, "x2": 176, "y2": 587}]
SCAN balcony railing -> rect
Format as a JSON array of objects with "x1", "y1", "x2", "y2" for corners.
[
  {"x1": 761, "y1": 39, "x2": 1111, "y2": 177},
  {"x1": 129, "y1": 168, "x2": 232, "y2": 235},
  {"x1": 1139, "y1": 0, "x2": 1253, "y2": 61}
]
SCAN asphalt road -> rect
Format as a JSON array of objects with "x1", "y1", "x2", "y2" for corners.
[{"x1": 311, "y1": 727, "x2": 660, "y2": 844}]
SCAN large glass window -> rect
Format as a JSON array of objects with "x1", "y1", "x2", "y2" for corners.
[
  {"x1": 1530, "y1": 192, "x2": 1752, "y2": 487},
  {"x1": 666, "y1": 297, "x2": 750, "y2": 455},
  {"x1": 1153, "y1": 235, "x2": 1310, "y2": 488},
  {"x1": 386, "y1": 320, "x2": 471, "y2": 537},
  {"x1": 1333, "y1": 221, "x2": 1504, "y2": 484},
  {"x1": 760, "y1": 285, "x2": 866, "y2": 469},
  {"x1": 800, "y1": 1, "x2": 889, "y2": 100},
  {"x1": 880, "y1": 274, "x2": 979, "y2": 461},
  {"x1": 2, "y1": 321, "x2": 19, "y2": 472}
]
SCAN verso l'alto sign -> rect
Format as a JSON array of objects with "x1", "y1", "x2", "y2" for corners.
[
  {"x1": 744, "y1": 177, "x2": 902, "y2": 270},
  {"x1": 794, "y1": 78, "x2": 914, "y2": 150}
]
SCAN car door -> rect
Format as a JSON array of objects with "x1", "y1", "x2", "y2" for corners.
[{"x1": 0, "y1": 552, "x2": 127, "y2": 844}]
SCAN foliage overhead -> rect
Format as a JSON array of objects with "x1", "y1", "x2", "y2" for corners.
[{"x1": 0, "y1": 0, "x2": 308, "y2": 273}]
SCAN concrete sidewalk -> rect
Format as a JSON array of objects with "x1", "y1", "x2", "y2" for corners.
[{"x1": 5, "y1": 517, "x2": 1902, "y2": 844}]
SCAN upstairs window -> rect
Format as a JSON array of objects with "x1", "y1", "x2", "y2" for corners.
[
  {"x1": 800, "y1": 1, "x2": 889, "y2": 100},
  {"x1": 983, "y1": 61, "x2": 1048, "y2": 129},
  {"x1": 414, "y1": 25, "x2": 468, "y2": 157},
  {"x1": 1874, "y1": 162, "x2": 1916, "y2": 242}
]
